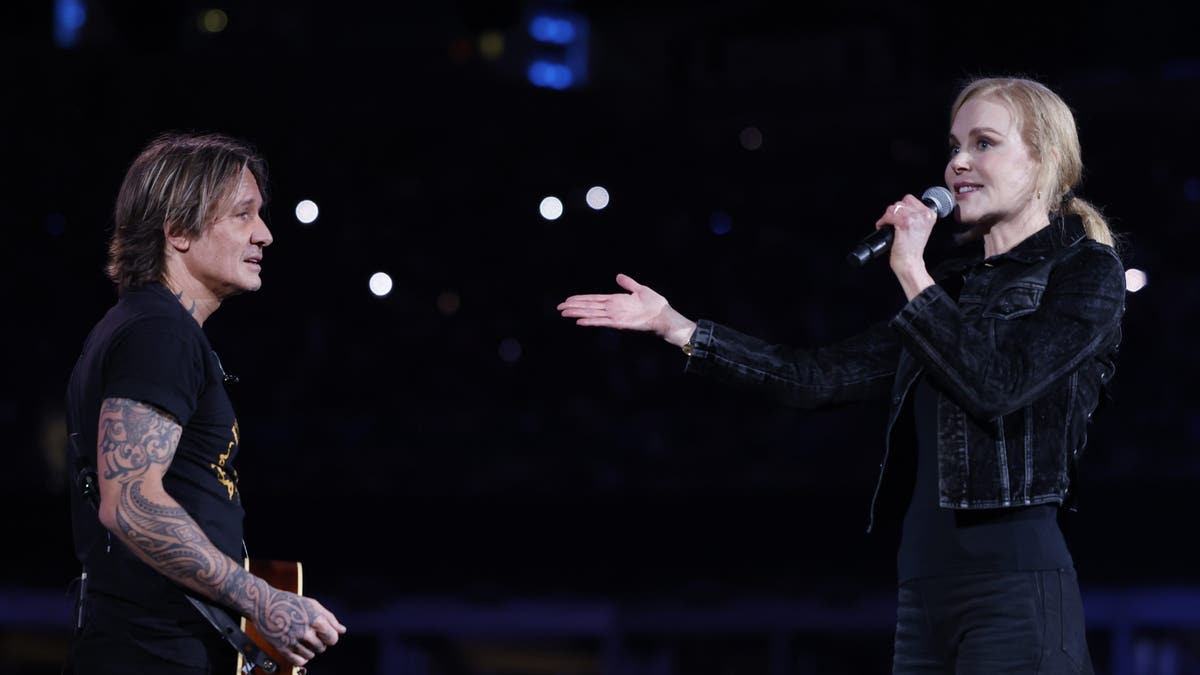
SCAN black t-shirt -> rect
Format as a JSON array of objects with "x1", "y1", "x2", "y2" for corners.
[
  {"x1": 66, "y1": 282, "x2": 245, "y2": 664},
  {"x1": 897, "y1": 374, "x2": 1073, "y2": 583}
]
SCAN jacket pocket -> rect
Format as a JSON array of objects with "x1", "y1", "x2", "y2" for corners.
[{"x1": 982, "y1": 283, "x2": 1044, "y2": 319}]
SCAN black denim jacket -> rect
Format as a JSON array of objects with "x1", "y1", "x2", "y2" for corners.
[{"x1": 684, "y1": 215, "x2": 1125, "y2": 531}]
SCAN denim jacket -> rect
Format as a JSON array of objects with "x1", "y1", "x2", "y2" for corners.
[{"x1": 683, "y1": 215, "x2": 1125, "y2": 531}]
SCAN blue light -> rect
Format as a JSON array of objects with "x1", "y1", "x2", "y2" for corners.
[
  {"x1": 527, "y1": 61, "x2": 573, "y2": 90},
  {"x1": 529, "y1": 16, "x2": 577, "y2": 45},
  {"x1": 709, "y1": 211, "x2": 733, "y2": 235},
  {"x1": 54, "y1": 0, "x2": 87, "y2": 49},
  {"x1": 45, "y1": 213, "x2": 67, "y2": 236},
  {"x1": 1162, "y1": 60, "x2": 1200, "y2": 82},
  {"x1": 523, "y1": 8, "x2": 589, "y2": 91},
  {"x1": 1184, "y1": 177, "x2": 1200, "y2": 203}
]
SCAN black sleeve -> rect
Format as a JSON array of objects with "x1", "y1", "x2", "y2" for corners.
[
  {"x1": 889, "y1": 244, "x2": 1125, "y2": 421},
  {"x1": 683, "y1": 319, "x2": 900, "y2": 408},
  {"x1": 103, "y1": 317, "x2": 207, "y2": 425}
]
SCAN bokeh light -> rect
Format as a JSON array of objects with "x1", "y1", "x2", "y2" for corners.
[
  {"x1": 585, "y1": 186, "x2": 610, "y2": 210},
  {"x1": 539, "y1": 196, "x2": 564, "y2": 220},
  {"x1": 295, "y1": 199, "x2": 319, "y2": 224},
  {"x1": 369, "y1": 272, "x2": 393, "y2": 297}
]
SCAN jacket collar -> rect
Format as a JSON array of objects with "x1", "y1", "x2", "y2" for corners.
[{"x1": 986, "y1": 213, "x2": 1087, "y2": 264}]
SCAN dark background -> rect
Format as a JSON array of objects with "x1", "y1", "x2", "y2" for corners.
[{"x1": 2, "y1": 1, "x2": 1199, "y2": 673}]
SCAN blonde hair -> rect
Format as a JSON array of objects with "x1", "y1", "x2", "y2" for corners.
[
  {"x1": 951, "y1": 77, "x2": 1115, "y2": 248},
  {"x1": 108, "y1": 131, "x2": 268, "y2": 291}
]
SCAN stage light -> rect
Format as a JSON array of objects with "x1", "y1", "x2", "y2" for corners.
[
  {"x1": 527, "y1": 61, "x2": 573, "y2": 90},
  {"x1": 740, "y1": 126, "x2": 763, "y2": 151},
  {"x1": 498, "y1": 338, "x2": 523, "y2": 363},
  {"x1": 1125, "y1": 268, "x2": 1148, "y2": 293},
  {"x1": 437, "y1": 291, "x2": 461, "y2": 316},
  {"x1": 524, "y1": 7, "x2": 589, "y2": 90},
  {"x1": 369, "y1": 272, "x2": 393, "y2": 297},
  {"x1": 199, "y1": 9, "x2": 228, "y2": 33},
  {"x1": 54, "y1": 0, "x2": 87, "y2": 48},
  {"x1": 448, "y1": 36, "x2": 472, "y2": 63},
  {"x1": 295, "y1": 199, "x2": 319, "y2": 224},
  {"x1": 585, "y1": 186, "x2": 609, "y2": 210},
  {"x1": 479, "y1": 30, "x2": 504, "y2": 61},
  {"x1": 709, "y1": 211, "x2": 733, "y2": 235},
  {"x1": 1184, "y1": 177, "x2": 1200, "y2": 203},
  {"x1": 539, "y1": 196, "x2": 563, "y2": 220},
  {"x1": 45, "y1": 213, "x2": 67, "y2": 236},
  {"x1": 529, "y1": 16, "x2": 576, "y2": 44}
]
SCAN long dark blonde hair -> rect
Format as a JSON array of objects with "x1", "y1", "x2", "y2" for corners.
[
  {"x1": 108, "y1": 131, "x2": 268, "y2": 291},
  {"x1": 951, "y1": 77, "x2": 1115, "y2": 248}
]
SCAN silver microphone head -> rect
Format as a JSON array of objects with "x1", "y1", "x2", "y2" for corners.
[{"x1": 921, "y1": 186, "x2": 956, "y2": 218}]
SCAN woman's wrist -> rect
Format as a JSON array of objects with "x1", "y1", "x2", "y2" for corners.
[
  {"x1": 656, "y1": 306, "x2": 697, "y2": 348},
  {"x1": 892, "y1": 260, "x2": 935, "y2": 301}
]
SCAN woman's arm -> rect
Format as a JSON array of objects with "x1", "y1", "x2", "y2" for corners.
[
  {"x1": 889, "y1": 246, "x2": 1125, "y2": 420},
  {"x1": 559, "y1": 274, "x2": 900, "y2": 407}
]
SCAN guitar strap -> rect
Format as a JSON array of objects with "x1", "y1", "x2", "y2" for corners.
[
  {"x1": 70, "y1": 432, "x2": 279, "y2": 673},
  {"x1": 185, "y1": 595, "x2": 279, "y2": 673}
]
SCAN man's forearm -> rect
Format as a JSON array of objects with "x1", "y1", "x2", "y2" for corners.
[
  {"x1": 108, "y1": 480, "x2": 268, "y2": 616},
  {"x1": 97, "y1": 396, "x2": 268, "y2": 617}
]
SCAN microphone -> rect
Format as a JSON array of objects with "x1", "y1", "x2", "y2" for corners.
[{"x1": 846, "y1": 186, "x2": 956, "y2": 267}]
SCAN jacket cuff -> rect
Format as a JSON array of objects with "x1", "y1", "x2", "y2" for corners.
[
  {"x1": 682, "y1": 319, "x2": 715, "y2": 374},
  {"x1": 889, "y1": 284, "x2": 950, "y2": 335}
]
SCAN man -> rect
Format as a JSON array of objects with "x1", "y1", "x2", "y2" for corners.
[{"x1": 65, "y1": 132, "x2": 345, "y2": 674}]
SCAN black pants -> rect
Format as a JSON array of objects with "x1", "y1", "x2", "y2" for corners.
[{"x1": 893, "y1": 568, "x2": 1094, "y2": 674}]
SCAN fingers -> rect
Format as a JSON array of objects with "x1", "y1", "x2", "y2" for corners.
[
  {"x1": 560, "y1": 307, "x2": 611, "y2": 321},
  {"x1": 279, "y1": 601, "x2": 345, "y2": 668},
  {"x1": 312, "y1": 611, "x2": 345, "y2": 646},
  {"x1": 307, "y1": 600, "x2": 347, "y2": 642},
  {"x1": 559, "y1": 294, "x2": 616, "y2": 305},
  {"x1": 285, "y1": 643, "x2": 316, "y2": 666},
  {"x1": 558, "y1": 299, "x2": 609, "y2": 311},
  {"x1": 557, "y1": 275, "x2": 641, "y2": 313},
  {"x1": 877, "y1": 195, "x2": 936, "y2": 229}
]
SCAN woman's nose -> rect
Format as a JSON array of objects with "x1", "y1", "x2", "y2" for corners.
[{"x1": 948, "y1": 151, "x2": 969, "y2": 173}]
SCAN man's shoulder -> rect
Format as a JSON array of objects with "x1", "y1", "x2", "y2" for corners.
[
  {"x1": 87, "y1": 285, "x2": 205, "y2": 358},
  {"x1": 109, "y1": 284, "x2": 196, "y2": 332}
]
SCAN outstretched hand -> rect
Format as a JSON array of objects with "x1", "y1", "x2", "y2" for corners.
[{"x1": 557, "y1": 274, "x2": 697, "y2": 347}]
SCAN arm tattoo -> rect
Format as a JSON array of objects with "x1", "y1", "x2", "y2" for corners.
[
  {"x1": 98, "y1": 397, "x2": 305, "y2": 632},
  {"x1": 98, "y1": 397, "x2": 181, "y2": 479}
]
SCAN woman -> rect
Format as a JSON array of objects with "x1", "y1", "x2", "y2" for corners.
[{"x1": 557, "y1": 77, "x2": 1125, "y2": 673}]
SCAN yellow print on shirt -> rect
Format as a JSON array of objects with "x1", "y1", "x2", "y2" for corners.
[{"x1": 212, "y1": 420, "x2": 240, "y2": 500}]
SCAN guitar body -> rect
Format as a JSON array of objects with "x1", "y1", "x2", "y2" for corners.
[{"x1": 236, "y1": 559, "x2": 303, "y2": 675}]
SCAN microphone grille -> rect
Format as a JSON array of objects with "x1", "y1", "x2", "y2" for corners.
[{"x1": 922, "y1": 186, "x2": 956, "y2": 218}]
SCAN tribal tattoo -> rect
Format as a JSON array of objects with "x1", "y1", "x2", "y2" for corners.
[{"x1": 97, "y1": 398, "x2": 313, "y2": 649}]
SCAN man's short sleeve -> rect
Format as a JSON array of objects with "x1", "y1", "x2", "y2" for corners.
[{"x1": 103, "y1": 317, "x2": 207, "y2": 426}]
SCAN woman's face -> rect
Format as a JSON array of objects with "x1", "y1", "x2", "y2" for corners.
[{"x1": 945, "y1": 96, "x2": 1041, "y2": 228}]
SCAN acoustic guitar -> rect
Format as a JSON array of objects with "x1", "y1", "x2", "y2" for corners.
[{"x1": 236, "y1": 559, "x2": 304, "y2": 675}]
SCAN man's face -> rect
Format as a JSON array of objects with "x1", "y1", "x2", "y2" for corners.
[{"x1": 182, "y1": 169, "x2": 273, "y2": 299}]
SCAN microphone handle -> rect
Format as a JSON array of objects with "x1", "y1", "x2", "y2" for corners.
[
  {"x1": 845, "y1": 195, "x2": 942, "y2": 267},
  {"x1": 846, "y1": 225, "x2": 894, "y2": 267}
]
